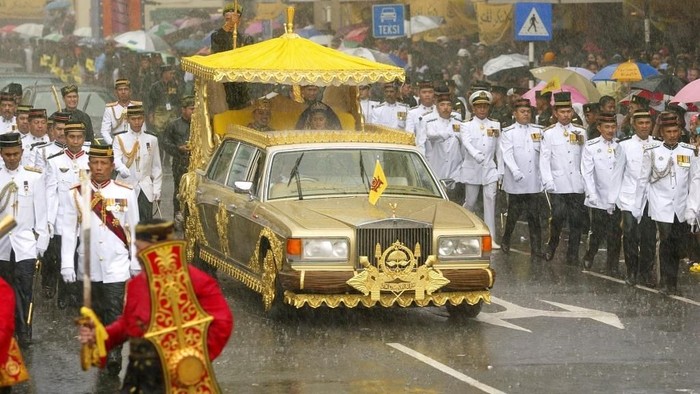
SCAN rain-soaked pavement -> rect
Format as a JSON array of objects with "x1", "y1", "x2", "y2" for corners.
[{"x1": 9, "y1": 170, "x2": 700, "y2": 394}]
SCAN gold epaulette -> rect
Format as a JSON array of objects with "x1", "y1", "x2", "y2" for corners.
[
  {"x1": 70, "y1": 183, "x2": 80, "y2": 190},
  {"x1": 114, "y1": 180, "x2": 133, "y2": 189},
  {"x1": 542, "y1": 124, "x2": 556, "y2": 132},
  {"x1": 106, "y1": 101, "x2": 117, "y2": 107},
  {"x1": 680, "y1": 142, "x2": 698, "y2": 152},
  {"x1": 131, "y1": 100, "x2": 143, "y2": 105},
  {"x1": 23, "y1": 166, "x2": 42, "y2": 173}
]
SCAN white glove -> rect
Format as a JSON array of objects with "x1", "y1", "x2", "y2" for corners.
[
  {"x1": 118, "y1": 167, "x2": 130, "y2": 178},
  {"x1": 61, "y1": 267, "x2": 76, "y2": 283},
  {"x1": 473, "y1": 151, "x2": 486, "y2": 164},
  {"x1": 607, "y1": 206, "x2": 615, "y2": 215},
  {"x1": 497, "y1": 173, "x2": 504, "y2": 183},
  {"x1": 37, "y1": 248, "x2": 46, "y2": 258},
  {"x1": 543, "y1": 181, "x2": 555, "y2": 193},
  {"x1": 130, "y1": 268, "x2": 141, "y2": 277},
  {"x1": 588, "y1": 197, "x2": 599, "y2": 207},
  {"x1": 153, "y1": 193, "x2": 160, "y2": 201},
  {"x1": 48, "y1": 223, "x2": 54, "y2": 238},
  {"x1": 513, "y1": 171, "x2": 524, "y2": 182}
]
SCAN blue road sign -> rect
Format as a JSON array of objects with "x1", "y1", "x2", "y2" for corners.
[
  {"x1": 372, "y1": 4, "x2": 405, "y2": 38},
  {"x1": 514, "y1": 3, "x2": 552, "y2": 42}
]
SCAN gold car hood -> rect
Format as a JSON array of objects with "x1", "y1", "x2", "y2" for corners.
[{"x1": 264, "y1": 196, "x2": 481, "y2": 232}]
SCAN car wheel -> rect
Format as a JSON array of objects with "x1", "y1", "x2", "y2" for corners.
[
  {"x1": 446, "y1": 299, "x2": 483, "y2": 319},
  {"x1": 260, "y1": 246, "x2": 293, "y2": 319}
]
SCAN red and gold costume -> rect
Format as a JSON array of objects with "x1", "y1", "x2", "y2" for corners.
[
  {"x1": 0, "y1": 277, "x2": 14, "y2": 366},
  {"x1": 104, "y1": 265, "x2": 233, "y2": 360}
]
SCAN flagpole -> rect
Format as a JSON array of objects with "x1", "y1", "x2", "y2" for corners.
[{"x1": 79, "y1": 169, "x2": 93, "y2": 371}]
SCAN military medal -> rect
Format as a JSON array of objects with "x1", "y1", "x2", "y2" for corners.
[
  {"x1": 480, "y1": 124, "x2": 485, "y2": 130},
  {"x1": 23, "y1": 180, "x2": 28, "y2": 193},
  {"x1": 452, "y1": 123, "x2": 460, "y2": 132}
]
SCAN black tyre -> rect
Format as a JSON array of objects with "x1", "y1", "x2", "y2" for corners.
[{"x1": 446, "y1": 299, "x2": 483, "y2": 319}]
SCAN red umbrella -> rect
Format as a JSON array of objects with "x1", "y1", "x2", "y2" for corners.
[
  {"x1": 244, "y1": 20, "x2": 282, "y2": 36},
  {"x1": 0, "y1": 25, "x2": 16, "y2": 33},
  {"x1": 344, "y1": 26, "x2": 369, "y2": 43}
]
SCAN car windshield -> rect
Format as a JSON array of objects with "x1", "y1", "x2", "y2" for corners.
[{"x1": 266, "y1": 148, "x2": 442, "y2": 200}]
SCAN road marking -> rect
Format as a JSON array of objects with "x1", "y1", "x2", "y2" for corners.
[
  {"x1": 387, "y1": 343, "x2": 507, "y2": 394},
  {"x1": 477, "y1": 296, "x2": 624, "y2": 332}
]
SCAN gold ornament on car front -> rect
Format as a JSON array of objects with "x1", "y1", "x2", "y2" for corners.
[{"x1": 347, "y1": 241, "x2": 450, "y2": 302}]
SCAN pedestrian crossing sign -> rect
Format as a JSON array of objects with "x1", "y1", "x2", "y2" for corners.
[{"x1": 514, "y1": 3, "x2": 552, "y2": 42}]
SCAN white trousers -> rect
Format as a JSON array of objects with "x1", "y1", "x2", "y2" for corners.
[{"x1": 463, "y1": 182, "x2": 498, "y2": 240}]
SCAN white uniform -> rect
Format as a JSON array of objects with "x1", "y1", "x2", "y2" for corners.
[
  {"x1": 686, "y1": 157, "x2": 700, "y2": 223},
  {"x1": 423, "y1": 113, "x2": 462, "y2": 179},
  {"x1": 581, "y1": 136, "x2": 618, "y2": 210},
  {"x1": 500, "y1": 122, "x2": 543, "y2": 194},
  {"x1": 405, "y1": 104, "x2": 435, "y2": 154},
  {"x1": 32, "y1": 141, "x2": 64, "y2": 170},
  {"x1": 369, "y1": 101, "x2": 409, "y2": 129},
  {"x1": 0, "y1": 116, "x2": 16, "y2": 134},
  {"x1": 359, "y1": 98, "x2": 379, "y2": 123},
  {"x1": 636, "y1": 142, "x2": 697, "y2": 223},
  {"x1": 100, "y1": 100, "x2": 141, "y2": 145},
  {"x1": 60, "y1": 179, "x2": 139, "y2": 283},
  {"x1": 21, "y1": 134, "x2": 50, "y2": 167},
  {"x1": 607, "y1": 134, "x2": 661, "y2": 215},
  {"x1": 45, "y1": 149, "x2": 89, "y2": 236},
  {"x1": 539, "y1": 122, "x2": 587, "y2": 194},
  {"x1": 0, "y1": 166, "x2": 49, "y2": 261},
  {"x1": 113, "y1": 128, "x2": 163, "y2": 202}
]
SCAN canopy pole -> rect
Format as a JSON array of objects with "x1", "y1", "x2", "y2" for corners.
[{"x1": 528, "y1": 42, "x2": 535, "y2": 89}]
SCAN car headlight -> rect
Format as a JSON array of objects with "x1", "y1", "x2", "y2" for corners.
[
  {"x1": 287, "y1": 238, "x2": 349, "y2": 261},
  {"x1": 438, "y1": 237, "x2": 482, "y2": 259}
]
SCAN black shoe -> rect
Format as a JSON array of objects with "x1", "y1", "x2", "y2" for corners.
[
  {"x1": 544, "y1": 247, "x2": 555, "y2": 261},
  {"x1": 624, "y1": 274, "x2": 637, "y2": 286},
  {"x1": 17, "y1": 333, "x2": 31, "y2": 348},
  {"x1": 501, "y1": 241, "x2": 510, "y2": 254},
  {"x1": 57, "y1": 297, "x2": 67, "y2": 309},
  {"x1": 43, "y1": 285, "x2": 56, "y2": 299},
  {"x1": 106, "y1": 352, "x2": 121, "y2": 375},
  {"x1": 658, "y1": 285, "x2": 670, "y2": 296},
  {"x1": 583, "y1": 258, "x2": 593, "y2": 270}
]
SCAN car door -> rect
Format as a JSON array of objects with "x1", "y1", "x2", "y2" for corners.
[{"x1": 197, "y1": 140, "x2": 239, "y2": 250}]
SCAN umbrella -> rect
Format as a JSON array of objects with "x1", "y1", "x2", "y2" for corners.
[
  {"x1": 309, "y1": 34, "x2": 334, "y2": 47},
  {"x1": 630, "y1": 74, "x2": 686, "y2": 96},
  {"x1": 42, "y1": 33, "x2": 63, "y2": 42},
  {"x1": 13, "y1": 23, "x2": 43, "y2": 38},
  {"x1": 620, "y1": 89, "x2": 669, "y2": 111},
  {"x1": 483, "y1": 54, "x2": 529, "y2": 77},
  {"x1": 670, "y1": 79, "x2": 700, "y2": 104},
  {"x1": 341, "y1": 47, "x2": 400, "y2": 66},
  {"x1": 245, "y1": 20, "x2": 282, "y2": 36},
  {"x1": 0, "y1": 25, "x2": 17, "y2": 34},
  {"x1": 522, "y1": 82, "x2": 590, "y2": 107},
  {"x1": 173, "y1": 38, "x2": 206, "y2": 55},
  {"x1": 148, "y1": 22, "x2": 177, "y2": 37},
  {"x1": 44, "y1": 0, "x2": 72, "y2": 11},
  {"x1": 181, "y1": 31, "x2": 405, "y2": 86},
  {"x1": 114, "y1": 30, "x2": 171, "y2": 53},
  {"x1": 592, "y1": 61, "x2": 659, "y2": 82},
  {"x1": 406, "y1": 15, "x2": 443, "y2": 35},
  {"x1": 530, "y1": 66, "x2": 601, "y2": 102},
  {"x1": 565, "y1": 67, "x2": 595, "y2": 80},
  {"x1": 344, "y1": 26, "x2": 369, "y2": 44},
  {"x1": 72, "y1": 27, "x2": 92, "y2": 38},
  {"x1": 297, "y1": 26, "x2": 322, "y2": 39}
]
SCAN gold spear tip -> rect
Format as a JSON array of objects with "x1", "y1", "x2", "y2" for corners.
[{"x1": 286, "y1": 6, "x2": 295, "y2": 33}]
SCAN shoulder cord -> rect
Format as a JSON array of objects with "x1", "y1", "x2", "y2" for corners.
[
  {"x1": 117, "y1": 135, "x2": 139, "y2": 168},
  {"x1": 649, "y1": 150, "x2": 675, "y2": 185},
  {"x1": 0, "y1": 181, "x2": 18, "y2": 215}
]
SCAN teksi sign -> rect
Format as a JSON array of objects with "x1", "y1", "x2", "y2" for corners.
[{"x1": 372, "y1": 4, "x2": 405, "y2": 38}]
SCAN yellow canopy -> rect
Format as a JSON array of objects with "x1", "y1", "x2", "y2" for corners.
[{"x1": 181, "y1": 33, "x2": 405, "y2": 86}]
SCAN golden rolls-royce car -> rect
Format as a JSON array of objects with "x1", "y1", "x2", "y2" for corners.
[{"x1": 183, "y1": 126, "x2": 495, "y2": 318}]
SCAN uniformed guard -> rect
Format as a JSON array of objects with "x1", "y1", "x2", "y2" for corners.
[
  {"x1": 46, "y1": 121, "x2": 90, "y2": 309},
  {"x1": 20, "y1": 108, "x2": 49, "y2": 168},
  {"x1": 535, "y1": 90, "x2": 553, "y2": 127},
  {"x1": 423, "y1": 87, "x2": 462, "y2": 185},
  {"x1": 78, "y1": 219, "x2": 233, "y2": 392},
  {"x1": 489, "y1": 85, "x2": 512, "y2": 129},
  {"x1": 60, "y1": 143, "x2": 140, "y2": 374},
  {"x1": 113, "y1": 105, "x2": 163, "y2": 221},
  {"x1": 455, "y1": 90, "x2": 502, "y2": 245},
  {"x1": 0, "y1": 133, "x2": 48, "y2": 346},
  {"x1": 33, "y1": 111, "x2": 70, "y2": 170},
  {"x1": 499, "y1": 98, "x2": 544, "y2": 256},
  {"x1": 100, "y1": 79, "x2": 142, "y2": 144},
  {"x1": 620, "y1": 94, "x2": 650, "y2": 137},
  {"x1": 162, "y1": 96, "x2": 194, "y2": 221},
  {"x1": 358, "y1": 84, "x2": 379, "y2": 123},
  {"x1": 405, "y1": 80, "x2": 436, "y2": 154},
  {"x1": 14, "y1": 105, "x2": 32, "y2": 138},
  {"x1": 583, "y1": 102, "x2": 600, "y2": 139},
  {"x1": 146, "y1": 65, "x2": 183, "y2": 140},
  {"x1": 540, "y1": 91, "x2": 587, "y2": 265},
  {"x1": 0, "y1": 92, "x2": 17, "y2": 134},
  {"x1": 580, "y1": 112, "x2": 623, "y2": 275},
  {"x1": 245, "y1": 98, "x2": 273, "y2": 132},
  {"x1": 369, "y1": 82, "x2": 409, "y2": 130},
  {"x1": 636, "y1": 111, "x2": 697, "y2": 295},
  {"x1": 61, "y1": 85, "x2": 94, "y2": 143}
]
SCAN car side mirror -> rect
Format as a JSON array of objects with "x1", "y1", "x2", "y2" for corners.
[{"x1": 233, "y1": 181, "x2": 253, "y2": 194}]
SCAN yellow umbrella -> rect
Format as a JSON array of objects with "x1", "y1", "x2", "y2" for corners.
[
  {"x1": 611, "y1": 60, "x2": 645, "y2": 82},
  {"x1": 181, "y1": 33, "x2": 405, "y2": 86},
  {"x1": 530, "y1": 66, "x2": 601, "y2": 102}
]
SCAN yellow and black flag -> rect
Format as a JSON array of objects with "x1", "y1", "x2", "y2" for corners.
[{"x1": 368, "y1": 160, "x2": 388, "y2": 205}]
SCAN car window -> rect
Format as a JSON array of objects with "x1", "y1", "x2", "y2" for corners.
[
  {"x1": 267, "y1": 148, "x2": 443, "y2": 200},
  {"x1": 32, "y1": 91, "x2": 60, "y2": 113},
  {"x1": 226, "y1": 143, "x2": 256, "y2": 188},
  {"x1": 81, "y1": 91, "x2": 109, "y2": 118},
  {"x1": 207, "y1": 140, "x2": 239, "y2": 184}
]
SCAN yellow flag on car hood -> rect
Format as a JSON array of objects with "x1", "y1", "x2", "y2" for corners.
[{"x1": 368, "y1": 160, "x2": 388, "y2": 205}]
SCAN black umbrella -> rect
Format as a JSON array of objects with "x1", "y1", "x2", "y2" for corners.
[{"x1": 630, "y1": 74, "x2": 686, "y2": 96}]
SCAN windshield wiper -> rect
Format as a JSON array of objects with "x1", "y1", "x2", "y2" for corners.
[
  {"x1": 287, "y1": 152, "x2": 304, "y2": 200},
  {"x1": 359, "y1": 151, "x2": 370, "y2": 192}
]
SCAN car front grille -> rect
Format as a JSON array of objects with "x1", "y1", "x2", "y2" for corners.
[{"x1": 355, "y1": 219, "x2": 433, "y2": 268}]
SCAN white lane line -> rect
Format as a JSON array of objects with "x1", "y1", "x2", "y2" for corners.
[
  {"x1": 583, "y1": 270, "x2": 700, "y2": 307},
  {"x1": 387, "y1": 343, "x2": 507, "y2": 394}
]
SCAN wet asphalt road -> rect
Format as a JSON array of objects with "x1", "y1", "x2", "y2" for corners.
[{"x1": 8, "y1": 169, "x2": 700, "y2": 394}]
